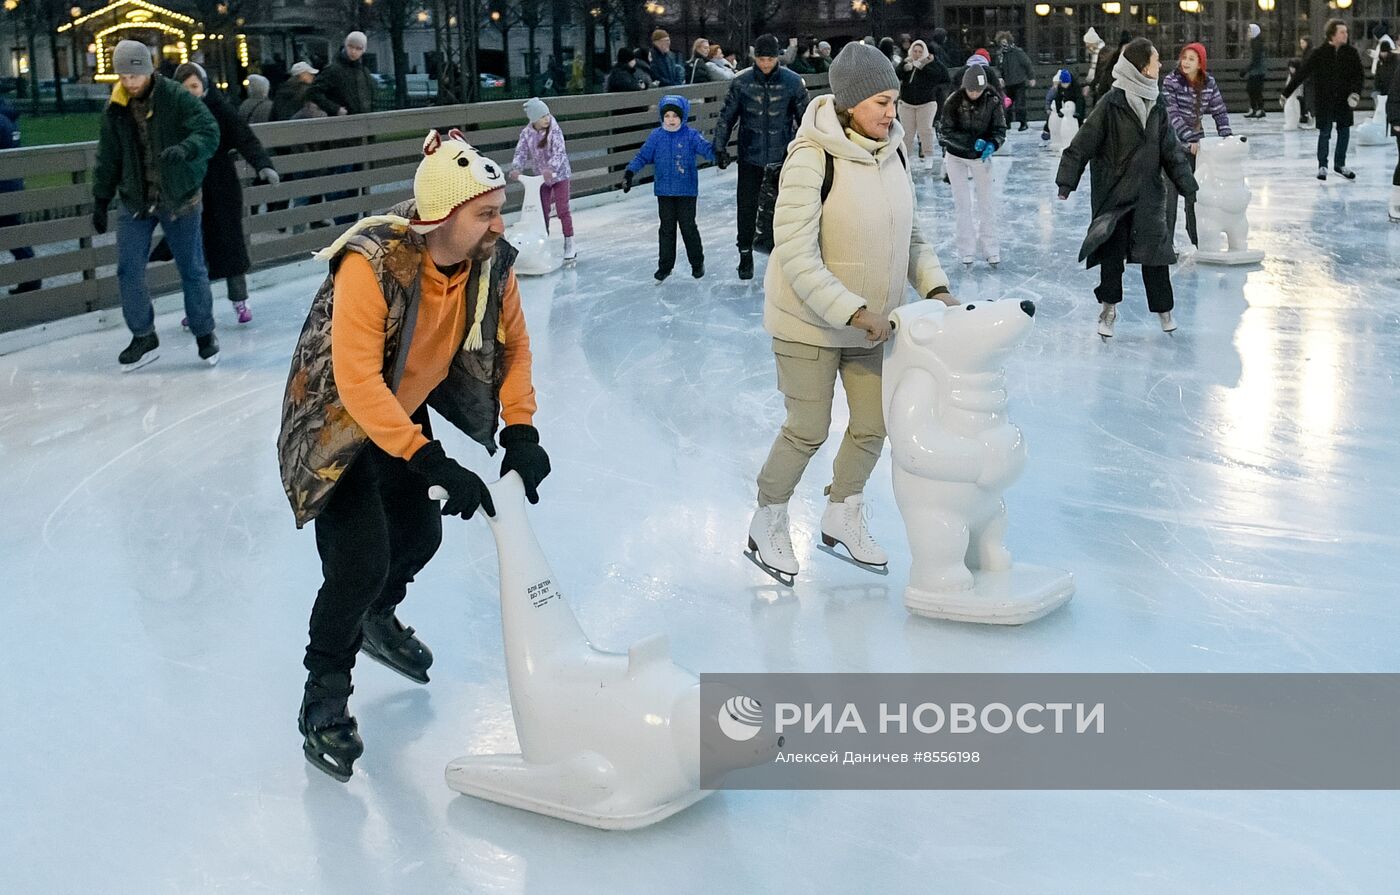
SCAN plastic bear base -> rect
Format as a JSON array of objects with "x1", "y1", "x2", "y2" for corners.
[{"x1": 904, "y1": 564, "x2": 1075, "y2": 626}]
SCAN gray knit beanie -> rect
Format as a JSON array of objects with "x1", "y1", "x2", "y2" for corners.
[
  {"x1": 962, "y1": 66, "x2": 989, "y2": 92},
  {"x1": 829, "y1": 41, "x2": 900, "y2": 110},
  {"x1": 523, "y1": 96, "x2": 550, "y2": 123},
  {"x1": 112, "y1": 40, "x2": 154, "y2": 77}
]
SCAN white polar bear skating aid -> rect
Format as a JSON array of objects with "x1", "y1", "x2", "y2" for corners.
[
  {"x1": 883, "y1": 299, "x2": 1074, "y2": 625},
  {"x1": 1193, "y1": 136, "x2": 1265, "y2": 266},
  {"x1": 1282, "y1": 92, "x2": 1301, "y2": 131},
  {"x1": 506, "y1": 173, "x2": 564, "y2": 275},
  {"x1": 441, "y1": 473, "x2": 778, "y2": 830},
  {"x1": 1049, "y1": 102, "x2": 1078, "y2": 151}
]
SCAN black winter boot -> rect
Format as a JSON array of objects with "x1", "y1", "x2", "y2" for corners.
[{"x1": 737, "y1": 250, "x2": 754, "y2": 280}]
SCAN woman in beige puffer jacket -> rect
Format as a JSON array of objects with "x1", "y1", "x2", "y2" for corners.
[{"x1": 747, "y1": 42, "x2": 959, "y2": 585}]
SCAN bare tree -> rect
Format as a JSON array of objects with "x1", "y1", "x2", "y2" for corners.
[{"x1": 484, "y1": 0, "x2": 520, "y2": 88}]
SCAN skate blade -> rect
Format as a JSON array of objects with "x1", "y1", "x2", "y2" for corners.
[
  {"x1": 359, "y1": 645, "x2": 430, "y2": 684},
  {"x1": 120, "y1": 352, "x2": 159, "y2": 373},
  {"x1": 744, "y1": 548, "x2": 795, "y2": 588},
  {"x1": 303, "y1": 744, "x2": 354, "y2": 782},
  {"x1": 815, "y1": 542, "x2": 889, "y2": 576}
]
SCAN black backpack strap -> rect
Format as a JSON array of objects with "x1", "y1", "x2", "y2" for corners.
[
  {"x1": 897, "y1": 146, "x2": 907, "y2": 169},
  {"x1": 821, "y1": 150, "x2": 835, "y2": 202}
]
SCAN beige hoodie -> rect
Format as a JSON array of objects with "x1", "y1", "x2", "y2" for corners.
[{"x1": 764, "y1": 94, "x2": 949, "y2": 349}]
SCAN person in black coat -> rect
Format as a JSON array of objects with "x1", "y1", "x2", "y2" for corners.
[
  {"x1": 173, "y1": 63, "x2": 278, "y2": 323},
  {"x1": 1243, "y1": 25, "x2": 1268, "y2": 118},
  {"x1": 1057, "y1": 39, "x2": 1197, "y2": 338},
  {"x1": 896, "y1": 39, "x2": 950, "y2": 169},
  {"x1": 606, "y1": 48, "x2": 646, "y2": 93},
  {"x1": 1282, "y1": 19, "x2": 1365, "y2": 180},
  {"x1": 710, "y1": 33, "x2": 808, "y2": 280}
]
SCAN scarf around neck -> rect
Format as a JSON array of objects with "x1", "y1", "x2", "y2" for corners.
[{"x1": 1112, "y1": 53, "x2": 1159, "y2": 126}]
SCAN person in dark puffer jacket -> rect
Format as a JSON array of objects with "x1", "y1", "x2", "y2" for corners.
[
  {"x1": 1162, "y1": 42, "x2": 1231, "y2": 247},
  {"x1": 897, "y1": 39, "x2": 950, "y2": 171},
  {"x1": 940, "y1": 66, "x2": 1008, "y2": 266},
  {"x1": 711, "y1": 33, "x2": 809, "y2": 280}
]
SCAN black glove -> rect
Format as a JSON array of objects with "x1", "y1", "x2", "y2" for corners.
[
  {"x1": 159, "y1": 143, "x2": 190, "y2": 164},
  {"x1": 408, "y1": 440, "x2": 496, "y2": 519},
  {"x1": 715, "y1": 147, "x2": 731, "y2": 170},
  {"x1": 622, "y1": 170, "x2": 634, "y2": 193},
  {"x1": 91, "y1": 200, "x2": 109, "y2": 235},
  {"x1": 498, "y1": 424, "x2": 551, "y2": 504}
]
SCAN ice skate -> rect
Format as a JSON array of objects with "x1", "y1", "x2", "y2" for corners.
[
  {"x1": 196, "y1": 332, "x2": 220, "y2": 366},
  {"x1": 1333, "y1": 165, "x2": 1356, "y2": 181},
  {"x1": 1159, "y1": 310, "x2": 1177, "y2": 334},
  {"x1": 1317, "y1": 166, "x2": 1328, "y2": 181},
  {"x1": 986, "y1": 255, "x2": 1001, "y2": 269},
  {"x1": 745, "y1": 503, "x2": 798, "y2": 587},
  {"x1": 961, "y1": 257, "x2": 974, "y2": 269},
  {"x1": 562, "y1": 235, "x2": 577, "y2": 265},
  {"x1": 1097, "y1": 302, "x2": 1116, "y2": 340},
  {"x1": 737, "y1": 250, "x2": 754, "y2": 281},
  {"x1": 818, "y1": 493, "x2": 888, "y2": 575},
  {"x1": 359, "y1": 606, "x2": 433, "y2": 684},
  {"x1": 691, "y1": 261, "x2": 704, "y2": 279},
  {"x1": 654, "y1": 268, "x2": 670, "y2": 283},
  {"x1": 1389, "y1": 186, "x2": 1400, "y2": 222},
  {"x1": 118, "y1": 333, "x2": 159, "y2": 371},
  {"x1": 299, "y1": 671, "x2": 364, "y2": 782},
  {"x1": 234, "y1": 300, "x2": 252, "y2": 324}
]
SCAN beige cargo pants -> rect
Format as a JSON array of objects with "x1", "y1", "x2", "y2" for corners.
[{"x1": 756, "y1": 337, "x2": 886, "y2": 507}]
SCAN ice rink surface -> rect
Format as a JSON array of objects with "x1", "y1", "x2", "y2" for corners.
[{"x1": 3, "y1": 119, "x2": 1398, "y2": 893}]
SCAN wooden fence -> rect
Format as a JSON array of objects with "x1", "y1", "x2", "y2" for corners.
[{"x1": 0, "y1": 73, "x2": 830, "y2": 334}]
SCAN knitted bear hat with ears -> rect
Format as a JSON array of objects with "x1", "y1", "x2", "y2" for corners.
[
  {"x1": 314, "y1": 128, "x2": 507, "y2": 258},
  {"x1": 410, "y1": 128, "x2": 508, "y2": 233}
]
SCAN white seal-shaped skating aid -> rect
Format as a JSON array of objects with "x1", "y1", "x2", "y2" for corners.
[
  {"x1": 506, "y1": 173, "x2": 564, "y2": 275},
  {"x1": 440, "y1": 472, "x2": 777, "y2": 829},
  {"x1": 883, "y1": 299, "x2": 1074, "y2": 625}
]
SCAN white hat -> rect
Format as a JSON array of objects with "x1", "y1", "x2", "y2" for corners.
[{"x1": 289, "y1": 61, "x2": 318, "y2": 77}]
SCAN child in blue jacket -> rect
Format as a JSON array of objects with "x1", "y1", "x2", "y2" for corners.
[{"x1": 622, "y1": 94, "x2": 715, "y2": 281}]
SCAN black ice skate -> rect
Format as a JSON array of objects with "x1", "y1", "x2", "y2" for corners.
[
  {"x1": 299, "y1": 672, "x2": 364, "y2": 782},
  {"x1": 359, "y1": 607, "x2": 433, "y2": 684}
]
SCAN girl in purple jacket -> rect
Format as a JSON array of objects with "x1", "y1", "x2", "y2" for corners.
[
  {"x1": 509, "y1": 97, "x2": 576, "y2": 261},
  {"x1": 1162, "y1": 42, "x2": 1232, "y2": 247}
]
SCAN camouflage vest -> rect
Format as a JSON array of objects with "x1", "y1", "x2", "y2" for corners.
[{"x1": 276, "y1": 212, "x2": 519, "y2": 528}]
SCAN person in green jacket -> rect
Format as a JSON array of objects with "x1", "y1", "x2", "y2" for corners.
[{"x1": 92, "y1": 40, "x2": 220, "y2": 371}]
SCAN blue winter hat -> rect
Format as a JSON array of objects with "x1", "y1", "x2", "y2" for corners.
[{"x1": 1057, "y1": 68, "x2": 1072, "y2": 85}]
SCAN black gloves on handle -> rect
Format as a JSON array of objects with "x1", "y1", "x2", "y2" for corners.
[
  {"x1": 498, "y1": 424, "x2": 551, "y2": 505},
  {"x1": 91, "y1": 200, "x2": 109, "y2": 235},
  {"x1": 622, "y1": 170, "x2": 635, "y2": 193},
  {"x1": 159, "y1": 143, "x2": 190, "y2": 164},
  {"x1": 409, "y1": 440, "x2": 496, "y2": 519}
]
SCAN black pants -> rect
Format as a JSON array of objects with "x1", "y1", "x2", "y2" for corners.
[
  {"x1": 0, "y1": 212, "x2": 34, "y2": 263},
  {"x1": 736, "y1": 161, "x2": 765, "y2": 252},
  {"x1": 305, "y1": 418, "x2": 443, "y2": 677},
  {"x1": 1246, "y1": 76, "x2": 1265, "y2": 113},
  {"x1": 1165, "y1": 152, "x2": 1198, "y2": 247},
  {"x1": 657, "y1": 195, "x2": 703, "y2": 273},
  {"x1": 1393, "y1": 134, "x2": 1400, "y2": 186},
  {"x1": 1316, "y1": 117, "x2": 1350, "y2": 168},
  {"x1": 1007, "y1": 83, "x2": 1028, "y2": 126},
  {"x1": 1093, "y1": 213, "x2": 1174, "y2": 313}
]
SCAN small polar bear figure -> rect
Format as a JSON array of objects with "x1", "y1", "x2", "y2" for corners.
[
  {"x1": 1049, "y1": 101, "x2": 1078, "y2": 150},
  {"x1": 883, "y1": 298, "x2": 1036, "y2": 594},
  {"x1": 1194, "y1": 136, "x2": 1262, "y2": 262}
]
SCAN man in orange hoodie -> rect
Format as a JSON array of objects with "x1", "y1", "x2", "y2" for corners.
[{"x1": 276, "y1": 129, "x2": 549, "y2": 781}]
